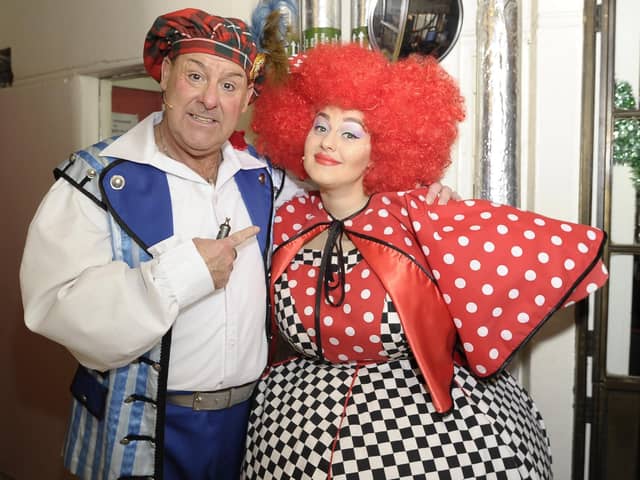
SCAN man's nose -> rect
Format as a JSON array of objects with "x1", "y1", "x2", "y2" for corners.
[{"x1": 199, "y1": 83, "x2": 219, "y2": 109}]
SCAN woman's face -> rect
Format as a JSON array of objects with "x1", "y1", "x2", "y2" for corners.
[{"x1": 303, "y1": 106, "x2": 371, "y2": 193}]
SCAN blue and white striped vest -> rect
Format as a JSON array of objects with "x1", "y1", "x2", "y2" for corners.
[{"x1": 54, "y1": 138, "x2": 276, "y2": 479}]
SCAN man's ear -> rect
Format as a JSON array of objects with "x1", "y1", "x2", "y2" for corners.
[
  {"x1": 159, "y1": 57, "x2": 172, "y2": 91},
  {"x1": 242, "y1": 84, "x2": 255, "y2": 112}
]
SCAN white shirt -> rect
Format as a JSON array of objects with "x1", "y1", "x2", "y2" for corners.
[{"x1": 20, "y1": 112, "x2": 301, "y2": 390}]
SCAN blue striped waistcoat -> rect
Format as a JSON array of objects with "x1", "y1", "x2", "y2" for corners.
[{"x1": 54, "y1": 138, "x2": 275, "y2": 480}]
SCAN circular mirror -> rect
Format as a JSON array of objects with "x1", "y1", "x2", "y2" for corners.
[{"x1": 367, "y1": 0, "x2": 463, "y2": 62}]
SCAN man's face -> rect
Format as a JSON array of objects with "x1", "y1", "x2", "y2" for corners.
[{"x1": 160, "y1": 53, "x2": 253, "y2": 158}]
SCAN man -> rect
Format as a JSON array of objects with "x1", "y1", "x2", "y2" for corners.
[{"x1": 20, "y1": 8, "x2": 456, "y2": 480}]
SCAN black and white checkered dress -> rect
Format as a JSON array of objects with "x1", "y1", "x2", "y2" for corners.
[{"x1": 242, "y1": 249, "x2": 553, "y2": 479}]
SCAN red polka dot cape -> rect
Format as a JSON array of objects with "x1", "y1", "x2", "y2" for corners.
[{"x1": 270, "y1": 189, "x2": 608, "y2": 413}]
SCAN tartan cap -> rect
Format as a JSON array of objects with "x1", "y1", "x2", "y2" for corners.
[{"x1": 143, "y1": 8, "x2": 263, "y2": 88}]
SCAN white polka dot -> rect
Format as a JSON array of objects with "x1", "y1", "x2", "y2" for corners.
[
  {"x1": 466, "y1": 302, "x2": 478, "y2": 313},
  {"x1": 501, "y1": 329, "x2": 513, "y2": 340},
  {"x1": 492, "y1": 307, "x2": 503, "y2": 317},
  {"x1": 307, "y1": 328, "x2": 316, "y2": 337},
  {"x1": 422, "y1": 245, "x2": 431, "y2": 256},
  {"x1": 564, "y1": 259, "x2": 575, "y2": 270},
  {"x1": 535, "y1": 295, "x2": 546, "y2": 306},
  {"x1": 587, "y1": 283, "x2": 598, "y2": 294},
  {"x1": 476, "y1": 365, "x2": 487, "y2": 374},
  {"x1": 511, "y1": 246, "x2": 523, "y2": 257},
  {"x1": 363, "y1": 312, "x2": 375, "y2": 323},
  {"x1": 534, "y1": 218, "x2": 546, "y2": 226},
  {"x1": 443, "y1": 253, "x2": 455, "y2": 264},
  {"x1": 469, "y1": 225, "x2": 481, "y2": 231},
  {"x1": 508, "y1": 289, "x2": 519, "y2": 299},
  {"x1": 401, "y1": 208, "x2": 409, "y2": 216},
  {"x1": 477, "y1": 326, "x2": 489, "y2": 337},
  {"x1": 507, "y1": 213, "x2": 519, "y2": 221},
  {"x1": 484, "y1": 242, "x2": 496, "y2": 253},
  {"x1": 470, "y1": 260, "x2": 481, "y2": 271},
  {"x1": 304, "y1": 306, "x2": 313, "y2": 316},
  {"x1": 343, "y1": 220, "x2": 353, "y2": 227},
  {"x1": 410, "y1": 200, "x2": 419, "y2": 209},
  {"x1": 561, "y1": 223, "x2": 573, "y2": 232},
  {"x1": 338, "y1": 354, "x2": 349, "y2": 361},
  {"x1": 344, "y1": 283, "x2": 351, "y2": 292},
  {"x1": 381, "y1": 196, "x2": 391, "y2": 205},
  {"x1": 323, "y1": 316, "x2": 333, "y2": 326},
  {"x1": 455, "y1": 278, "x2": 467, "y2": 288},
  {"x1": 343, "y1": 304, "x2": 352, "y2": 314},
  {"x1": 551, "y1": 277, "x2": 563, "y2": 288},
  {"x1": 454, "y1": 318, "x2": 463, "y2": 328},
  {"x1": 289, "y1": 279, "x2": 298, "y2": 288},
  {"x1": 378, "y1": 209, "x2": 389, "y2": 218},
  {"x1": 587, "y1": 230, "x2": 597, "y2": 240},
  {"x1": 443, "y1": 294, "x2": 452, "y2": 304},
  {"x1": 274, "y1": 215, "x2": 283, "y2": 223},
  {"x1": 497, "y1": 224, "x2": 509, "y2": 235},
  {"x1": 443, "y1": 226, "x2": 454, "y2": 233},
  {"x1": 282, "y1": 233, "x2": 290, "y2": 241},
  {"x1": 369, "y1": 335, "x2": 380, "y2": 343},
  {"x1": 286, "y1": 204, "x2": 295, "y2": 213},
  {"x1": 497, "y1": 265, "x2": 509, "y2": 276},
  {"x1": 578, "y1": 242, "x2": 589, "y2": 254},
  {"x1": 428, "y1": 212, "x2": 440, "y2": 220},
  {"x1": 412, "y1": 221, "x2": 422, "y2": 232},
  {"x1": 345, "y1": 326, "x2": 355, "y2": 336},
  {"x1": 525, "y1": 270, "x2": 537, "y2": 281},
  {"x1": 538, "y1": 252, "x2": 550, "y2": 264},
  {"x1": 524, "y1": 230, "x2": 536, "y2": 240},
  {"x1": 383, "y1": 226, "x2": 393, "y2": 235},
  {"x1": 306, "y1": 287, "x2": 315, "y2": 295},
  {"x1": 517, "y1": 312, "x2": 530, "y2": 323},
  {"x1": 353, "y1": 345, "x2": 364, "y2": 353},
  {"x1": 433, "y1": 232, "x2": 443, "y2": 241},
  {"x1": 458, "y1": 236, "x2": 470, "y2": 247},
  {"x1": 551, "y1": 235, "x2": 563, "y2": 246},
  {"x1": 290, "y1": 263, "x2": 300, "y2": 271},
  {"x1": 489, "y1": 348, "x2": 499, "y2": 360},
  {"x1": 482, "y1": 284, "x2": 494, "y2": 295},
  {"x1": 329, "y1": 337, "x2": 340, "y2": 345},
  {"x1": 293, "y1": 223, "x2": 302, "y2": 231},
  {"x1": 404, "y1": 237, "x2": 413, "y2": 247},
  {"x1": 363, "y1": 224, "x2": 373, "y2": 231},
  {"x1": 480, "y1": 211, "x2": 492, "y2": 220},
  {"x1": 602, "y1": 264, "x2": 608, "y2": 274},
  {"x1": 361, "y1": 269, "x2": 371, "y2": 279},
  {"x1": 361, "y1": 289, "x2": 371, "y2": 300},
  {"x1": 432, "y1": 269, "x2": 441, "y2": 280},
  {"x1": 463, "y1": 342, "x2": 474, "y2": 352},
  {"x1": 307, "y1": 269, "x2": 316, "y2": 278},
  {"x1": 454, "y1": 214, "x2": 465, "y2": 221},
  {"x1": 464, "y1": 200, "x2": 476, "y2": 207}
]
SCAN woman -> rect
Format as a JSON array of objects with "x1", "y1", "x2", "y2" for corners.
[{"x1": 242, "y1": 43, "x2": 608, "y2": 479}]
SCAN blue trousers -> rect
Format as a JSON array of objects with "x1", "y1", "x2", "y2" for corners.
[{"x1": 163, "y1": 398, "x2": 251, "y2": 480}]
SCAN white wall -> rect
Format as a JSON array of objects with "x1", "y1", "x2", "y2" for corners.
[{"x1": 0, "y1": 0, "x2": 591, "y2": 478}]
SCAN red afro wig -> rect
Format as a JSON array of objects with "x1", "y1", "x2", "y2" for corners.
[{"x1": 251, "y1": 43, "x2": 465, "y2": 193}]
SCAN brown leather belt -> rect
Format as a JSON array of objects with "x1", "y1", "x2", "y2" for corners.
[{"x1": 166, "y1": 381, "x2": 257, "y2": 411}]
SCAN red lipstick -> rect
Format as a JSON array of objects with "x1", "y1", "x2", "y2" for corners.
[{"x1": 314, "y1": 153, "x2": 340, "y2": 166}]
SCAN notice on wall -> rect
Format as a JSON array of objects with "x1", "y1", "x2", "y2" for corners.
[{"x1": 112, "y1": 112, "x2": 139, "y2": 136}]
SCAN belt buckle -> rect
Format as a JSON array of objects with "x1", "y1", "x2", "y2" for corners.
[{"x1": 192, "y1": 390, "x2": 232, "y2": 411}]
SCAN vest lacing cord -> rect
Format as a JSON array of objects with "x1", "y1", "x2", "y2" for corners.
[
  {"x1": 119, "y1": 434, "x2": 155, "y2": 445},
  {"x1": 314, "y1": 220, "x2": 347, "y2": 360}
]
